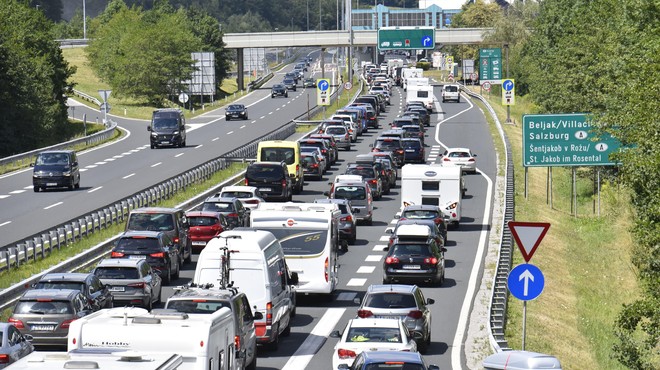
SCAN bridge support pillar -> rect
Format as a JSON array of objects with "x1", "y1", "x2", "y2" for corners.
[{"x1": 237, "y1": 48, "x2": 245, "y2": 91}]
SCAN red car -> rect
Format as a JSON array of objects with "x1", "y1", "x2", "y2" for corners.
[{"x1": 185, "y1": 211, "x2": 229, "y2": 252}]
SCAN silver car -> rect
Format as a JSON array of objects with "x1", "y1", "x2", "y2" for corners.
[
  {"x1": 324, "y1": 125, "x2": 351, "y2": 151},
  {"x1": 354, "y1": 284, "x2": 434, "y2": 353},
  {"x1": 0, "y1": 323, "x2": 33, "y2": 368},
  {"x1": 92, "y1": 258, "x2": 162, "y2": 310}
]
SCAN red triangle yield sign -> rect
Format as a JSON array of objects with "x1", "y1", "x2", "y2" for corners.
[{"x1": 508, "y1": 221, "x2": 551, "y2": 263}]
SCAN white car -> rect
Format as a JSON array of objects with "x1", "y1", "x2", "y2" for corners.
[
  {"x1": 217, "y1": 185, "x2": 266, "y2": 210},
  {"x1": 330, "y1": 318, "x2": 417, "y2": 369},
  {"x1": 441, "y1": 147, "x2": 477, "y2": 174}
]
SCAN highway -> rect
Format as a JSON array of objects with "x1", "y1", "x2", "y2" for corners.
[{"x1": 155, "y1": 82, "x2": 497, "y2": 370}]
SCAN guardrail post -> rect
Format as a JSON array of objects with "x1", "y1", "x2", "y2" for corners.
[
  {"x1": 65, "y1": 225, "x2": 73, "y2": 244},
  {"x1": 1, "y1": 251, "x2": 8, "y2": 271}
]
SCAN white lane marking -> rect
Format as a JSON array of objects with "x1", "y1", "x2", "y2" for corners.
[
  {"x1": 251, "y1": 120, "x2": 257, "y2": 124},
  {"x1": 282, "y1": 308, "x2": 346, "y2": 370},
  {"x1": 240, "y1": 125, "x2": 246, "y2": 129},
  {"x1": 23, "y1": 186, "x2": 32, "y2": 190},
  {"x1": 105, "y1": 158, "x2": 115, "y2": 162},
  {"x1": 9, "y1": 190, "x2": 25, "y2": 194},
  {"x1": 336, "y1": 292, "x2": 358, "y2": 301},
  {"x1": 95, "y1": 161, "x2": 106, "y2": 165},
  {"x1": 151, "y1": 162, "x2": 162, "y2": 168},
  {"x1": 85, "y1": 165, "x2": 97, "y2": 169},
  {"x1": 80, "y1": 168, "x2": 88, "y2": 172},
  {"x1": 175, "y1": 153, "x2": 184, "y2": 158},
  {"x1": 260, "y1": 116, "x2": 266, "y2": 119},
  {"x1": 390, "y1": 219, "x2": 398, "y2": 224},
  {"x1": 276, "y1": 108, "x2": 281, "y2": 111},
  {"x1": 122, "y1": 152, "x2": 132, "y2": 155},
  {"x1": 195, "y1": 144, "x2": 203, "y2": 149},
  {"x1": 346, "y1": 278, "x2": 367, "y2": 286},
  {"x1": 0, "y1": 195, "x2": 9, "y2": 199},
  {"x1": 213, "y1": 137, "x2": 220, "y2": 141},
  {"x1": 356, "y1": 266, "x2": 376, "y2": 274},
  {"x1": 373, "y1": 245, "x2": 388, "y2": 252},
  {"x1": 365, "y1": 255, "x2": 382, "y2": 262},
  {"x1": 130, "y1": 149, "x2": 139, "y2": 153},
  {"x1": 268, "y1": 112, "x2": 273, "y2": 115},
  {"x1": 44, "y1": 202, "x2": 63, "y2": 210},
  {"x1": 0, "y1": 221, "x2": 11, "y2": 227},
  {"x1": 379, "y1": 235, "x2": 390, "y2": 242},
  {"x1": 123, "y1": 173, "x2": 135, "y2": 179},
  {"x1": 227, "y1": 131, "x2": 234, "y2": 135},
  {"x1": 113, "y1": 155, "x2": 123, "y2": 159},
  {"x1": 88, "y1": 187, "x2": 103, "y2": 193}
]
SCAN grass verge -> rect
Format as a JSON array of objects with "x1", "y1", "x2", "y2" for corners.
[{"x1": 467, "y1": 86, "x2": 638, "y2": 369}]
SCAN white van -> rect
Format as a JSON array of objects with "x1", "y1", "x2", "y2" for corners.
[
  {"x1": 250, "y1": 203, "x2": 340, "y2": 298},
  {"x1": 67, "y1": 307, "x2": 237, "y2": 370},
  {"x1": 193, "y1": 229, "x2": 295, "y2": 350},
  {"x1": 400, "y1": 164, "x2": 464, "y2": 228},
  {"x1": 10, "y1": 350, "x2": 184, "y2": 370}
]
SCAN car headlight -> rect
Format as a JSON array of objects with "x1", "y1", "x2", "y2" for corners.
[
  {"x1": 173, "y1": 131, "x2": 179, "y2": 135},
  {"x1": 63, "y1": 171, "x2": 71, "y2": 176},
  {"x1": 151, "y1": 132, "x2": 158, "y2": 137}
]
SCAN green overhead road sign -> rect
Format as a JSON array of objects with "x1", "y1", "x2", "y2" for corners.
[
  {"x1": 522, "y1": 113, "x2": 623, "y2": 167},
  {"x1": 378, "y1": 27, "x2": 435, "y2": 51},
  {"x1": 479, "y1": 48, "x2": 502, "y2": 85}
]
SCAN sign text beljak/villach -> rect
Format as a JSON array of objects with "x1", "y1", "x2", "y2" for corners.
[{"x1": 527, "y1": 119, "x2": 591, "y2": 131}]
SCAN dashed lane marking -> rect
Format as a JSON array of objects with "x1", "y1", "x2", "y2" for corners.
[
  {"x1": 346, "y1": 278, "x2": 368, "y2": 286},
  {"x1": 357, "y1": 266, "x2": 376, "y2": 274},
  {"x1": 365, "y1": 255, "x2": 382, "y2": 262}
]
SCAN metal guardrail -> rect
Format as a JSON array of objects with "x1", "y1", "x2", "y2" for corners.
[
  {"x1": 461, "y1": 87, "x2": 515, "y2": 352},
  {"x1": 72, "y1": 89, "x2": 102, "y2": 106}
]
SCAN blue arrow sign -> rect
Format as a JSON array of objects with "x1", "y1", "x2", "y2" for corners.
[
  {"x1": 317, "y1": 79, "x2": 329, "y2": 92},
  {"x1": 503, "y1": 79, "x2": 514, "y2": 91},
  {"x1": 422, "y1": 36, "x2": 432, "y2": 47},
  {"x1": 508, "y1": 263, "x2": 544, "y2": 301}
]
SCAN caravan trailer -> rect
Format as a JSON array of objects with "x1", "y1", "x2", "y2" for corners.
[{"x1": 400, "y1": 164, "x2": 465, "y2": 228}]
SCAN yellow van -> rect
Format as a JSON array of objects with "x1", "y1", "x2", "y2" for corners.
[{"x1": 256, "y1": 140, "x2": 304, "y2": 193}]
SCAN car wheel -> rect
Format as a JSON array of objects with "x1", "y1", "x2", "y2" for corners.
[
  {"x1": 271, "y1": 95, "x2": 275, "y2": 98},
  {"x1": 382, "y1": 277, "x2": 391, "y2": 284},
  {"x1": 365, "y1": 217, "x2": 373, "y2": 226},
  {"x1": 181, "y1": 138, "x2": 186, "y2": 147},
  {"x1": 417, "y1": 337, "x2": 429, "y2": 354},
  {"x1": 226, "y1": 117, "x2": 231, "y2": 121},
  {"x1": 68, "y1": 179, "x2": 75, "y2": 190},
  {"x1": 282, "y1": 319, "x2": 291, "y2": 337},
  {"x1": 163, "y1": 267, "x2": 171, "y2": 285},
  {"x1": 185, "y1": 244, "x2": 192, "y2": 264},
  {"x1": 244, "y1": 115, "x2": 248, "y2": 120},
  {"x1": 75, "y1": 177, "x2": 80, "y2": 189},
  {"x1": 147, "y1": 295, "x2": 154, "y2": 311},
  {"x1": 265, "y1": 327, "x2": 279, "y2": 351},
  {"x1": 173, "y1": 260, "x2": 180, "y2": 279},
  {"x1": 150, "y1": 143, "x2": 155, "y2": 149},
  {"x1": 33, "y1": 186, "x2": 39, "y2": 192},
  {"x1": 349, "y1": 230, "x2": 357, "y2": 245},
  {"x1": 246, "y1": 356, "x2": 257, "y2": 370}
]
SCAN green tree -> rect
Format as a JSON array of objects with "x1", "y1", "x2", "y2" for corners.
[
  {"x1": 449, "y1": 0, "x2": 503, "y2": 61},
  {"x1": 0, "y1": 0, "x2": 74, "y2": 156}
]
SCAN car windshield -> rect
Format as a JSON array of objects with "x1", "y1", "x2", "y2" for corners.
[
  {"x1": 345, "y1": 168, "x2": 374, "y2": 179},
  {"x1": 116, "y1": 237, "x2": 161, "y2": 252},
  {"x1": 401, "y1": 210, "x2": 439, "y2": 219},
  {"x1": 34, "y1": 282, "x2": 85, "y2": 292},
  {"x1": 188, "y1": 216, "x2": 219, "y2": 227},
  {"x1": 220, "y1": 191, "x2": 253, "y2": 199},
  {"x1": 445, "y1": 85, "x2": 459, "y2": 92},
  {"x1": 166, "y1": 300, "x2": 229, "y2": 314},
  {"x1": 94, "y1": 267, "x2": 140, "y2": 280},
  {"x1": 14, "y1": 301, "x2": 73, "y2": 315},
  {"x1": 326, "y1": 127, "x2": 346, "y2": 135},
  {"x1": 246, "y1": 165, "x2": 284, "y2": 180},
  {"x1": 202, "y1": 202, "x2": 234, "y2": 213},
  {"x1": 152, "y1": 118, "x2": 178, "y2": 130},
  {"x1": 227, "y1": 105, "x2": 243, "y2": 111},
  {"x1": 364, "y1": 293, "x2": 417, "y2": 309},
  {"x1": 36, "y1": 153, "x2": 68, "y2": 165},
  {"x1": 126, "y1": 213, "x2": 174, "y2": 232},
  {"x1": 303, "y1": 156, "x2": 316, "y2": 165},
  {"x1": 260, "y1": 147, "x2": 295, "y2": 165},
  {"x1": 391, "y1": 243, "x2": 432, "y2": 256},
  {"x1": 346, "y1": 327, "x2": 402, "y2": 343},
  {"x1": 448, "y1": 151, "x2": 471, "y2": 158},
  {"x1": 334, "y1": 186, "x2": 366, "y2": 200},
  {"x1": 402, "y1": 140, "x2": 421, "y2": 149},
  {"x1": 365, "y1": 363, "x2": 424, "y2": 370},
  {"x1": 375, "y1": 140, "x2": 401, "y2": 150}
]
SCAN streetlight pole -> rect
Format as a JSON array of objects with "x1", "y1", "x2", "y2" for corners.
[
  {"x1": 82, "y1": 0, "x2": 87, "y2": 39},
  {"x1": 319, "y1": 0, "x2": 322, "y2": 30},
  {"x1": 307, "y1": 0, "x2": 310, "y2": 31}
]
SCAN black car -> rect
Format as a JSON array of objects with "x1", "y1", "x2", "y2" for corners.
[
  {"x1": 406, "y1": 106, "x2": 431, "y2": 127},
  {"x1": 401, "y1": 138, "x2": 425, "y2": 164},
  {"x1": 299, "y1": 138, "x2": 333, "y2": 165},
  {"x1": 148, "y1": 108, "x2": 187, "y2": 148},
  {"x1": 33, "y1": 273, "x2": 113, "y2": 311},
  {"x1": 283, "y1": 77, "x2": 297, "y2": 91},
  {"x1": 303, "y1": 77, "x2": 315, "y2": 88},
  {"x1": 372, "y1": 137, "x2": 405, "y2": 168},
  {"x1": 301, "y1": 153, "x2": 323, "y2": 180},
  {"x1": 284, "y1": 71, "x2": 299, "y2": 83},
  {"x1": 125, "y1": 207, "x2": 192, "y2": 265},
  {"x1": 401, "y1": 124, "x2": 426, "y2": 145},
  {"x1": 271, "y1": 84, "x2": 288, "y2": 98},
  {"x1": 111, "y1": 230, "x2": 181, "y2": 284},
  {"x1": 383, "y1": 226, "x2": 446, "y2": 286},
  {"x1": 200, "y1": 196, "x2": 251, "y2": 229},
  {"x1": 244, "y1": 161, "x2": 293, "y2": 201},
  {"x1": 31, "y1": 150, "x2": 81, "y2": 192},
  {"x1": 225, "y1": 104, "x2": 248, "y2": 120}
]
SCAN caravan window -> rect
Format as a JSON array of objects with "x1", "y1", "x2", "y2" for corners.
[
  {"x1": 422, "y1": 181, "x2": 439, "y2": 191},
  {"x1": 416, "y1": 90, "x2": 429, "y2": 98},
  {"x1": 258, "y1": 228, "x2": 329, "y2": 256},
  {"x1": 421, "y1": 197, "x2": 440, "y2": 206}
]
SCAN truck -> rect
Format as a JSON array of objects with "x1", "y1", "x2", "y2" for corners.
[
  {"x1": 67, "y1": 307, "x2": 239, "y2": 370},
  {"x1": 400, "y1": 164, "x2": 465, "y2": 228}
]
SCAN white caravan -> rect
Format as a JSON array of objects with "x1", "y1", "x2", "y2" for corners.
[
  {"x1": 67, "y1": 307, "x2": 237, "y2": 370},
  {"x1": 400, "y1": 164, "x2": 464, "y2": 228},
  {"x1": 401, "y1": 67, "x2": 423, "y2": 91},
  {"x1": 193, "y1": 229, "x2": 294, "y2": 350},
  {"x1": 406, "y1": 84, "x2": 435, "y2": 112},
  {"x1": 250, "y1": 203, "x2": 340, "y2": 297},
  {"x1": 9, "y1": 350, "x2": 184, "y2": 370}
]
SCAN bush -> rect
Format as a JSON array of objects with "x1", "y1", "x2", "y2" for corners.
[{"x1": 416, "y1": 62, "x2": 431, "y2": 70}]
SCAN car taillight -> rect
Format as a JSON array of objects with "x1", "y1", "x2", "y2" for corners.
[
  {"x1": 468, "y1": 158, "x2": 476, "y2": 162},
  {"x1": 150, "y1": 252, "x2": 165, "y2": 258},
  {"x1": 244, "y1": 199, "x2": 260, "y2": 204},
  {"x1": 369, "y1": 179, "x2": 378, "y2": 185},
  {"x1": 357, "y1": 310, "x2": 373, "y2": 318},
  {"x1": 128, "y1": 282, "x2": 146, "y2": 288},
  {"x1": 434, "y1": 218, "x2": 442, "y2": 224},
  {"x1": 227, "y1": 213, "x2": 239, "y2": 218},
  {"x1": 211, "y1": 224, "x2": 223, "y2": 234},
  {"x1": 0, "y1": 355, "x2": 8, "y2": 364},
  {"x1": 424, "y1": 257, "x2": 438, "y2": 265},
  {"x1": 407, "y1": 310, "x2": 424, "y2": 319},
  {"x1": 296, "y1": 164, "x2": 300, "y2": 173},
  {"x1": 372, "y1": 148, "x2": 380, "y2": 152},
  {"x1": 340, "y1": 215, "x2": 353, "y2": 223},
  {"x1": 337, "y1": 348, "x2": 357, "y2": 359},
  {"x1": 345, "y1": 133, "x2": 349, "y2": 140},
  {"x1": 322, "y1": 149, "x2": 327, "y2": 154},
  {"x1": 396, "y1": 149, "x2": 404, "y2": 154},
  {"x1": 245, "y1": 178, "x2": 249, "y2": 185},
  {"x1": 235, "y1": 335, "x2": 241, "y2": 351},
  {"x1": 281, "y1": 179, "x2": 287, "y2": 187},
  {"x1": 443, "y1": 157, "x2": 451, "y2": 162},
  {"x1": 266, "y1": 302, "x2": 273, "y2": 325},
  {"x1": 385, "y1": 257, "x2": 400, "y2": 264},
  {"x1": 311, "y1": 163, "x2": 319, "y2": 168},
  {"x1": 8, "y1": 317, "x2": 24, "y2": 329},
  {"x1": 110, "y1": 251, "x2": 124, "y2": 258},
  {"x1": 60, "y1": 319, "x2": 76, "y2": 329},
  {"x1": 325, "y1": 257, "x2": 329, "y2": 282}
]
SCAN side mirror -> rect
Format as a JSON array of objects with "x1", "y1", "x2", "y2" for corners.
[
  {"x1": 428, "y1": 366, "x2": 440, "y2": 370},
  {"x1": 330, "y1": 330, "x2": 342, "y2": 338},
  {"x1": 473, "y1": 153, "x2": 477, "y2": 157},
  {"x1": 427, "y1": 298, "x2": 435, "y2": 305},
  {"x1": 289, "y1": 272, "x2": 299, "y2": 285},
  {"x1": 386, "y1": 229, "x2": 393, "y2": 234},
  {"x1": 323, "y1": 191, "x2": 330, "y2": 196},
  {"x1": 253, "y1": 311, "x2": 264, "y2": 320},
  {"x1": 441, "y1": 247, "x2": 447, "y2": 253},
  {"x1": 147, "y1": 126, "x2": 152, "y2": 132},
  {"x1": 353, "y1": 297, "x2": 361, "y2": 305}
]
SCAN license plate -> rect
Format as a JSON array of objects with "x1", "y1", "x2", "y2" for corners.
[
  {"x1": 192, "y1": 241, "x2": 207, "y2": 246},
  {"x1": 109, "y1": 286, "x2": 125, "y2": 292},
  {"x1": 161, "y1": 141, "x2": 169, "y2": 144},
  {"x1": 129, "y1": 255, "x2": 146, "y2": 260},
  {"x1": 402, "y1": 265, "x2": 420, "y2": 270},
  {"x1": 405, "y1": 149, "x2": 415, "y2": 152},
  {"x1": 260, "y1": 188, "x2": 272, "y2": 192},
  {"x1": 31, "y1": 325, "x2": 55, "y2": 331},
  {"x1": 46, "y1": 183, "x2": 57, "y2": 186}
]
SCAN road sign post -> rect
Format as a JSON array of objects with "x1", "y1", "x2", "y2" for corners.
[
  {"x1": 377, "y1": 27, "x2": 435, "y2": 51},
  {"x1": 98, "y1": 90, "x2": 112, "y2": 125},
  {"x1": 317, "y1": 79, "x2": 330, "y2": 106},
  {"x1": 508, "y1": 263, "x2": 545, "y2": 350}
]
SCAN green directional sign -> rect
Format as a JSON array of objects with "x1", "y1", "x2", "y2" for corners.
[
  {"x1": 378, "y1": 27, "x2": 435, "y2": 51},
  {"x1": 479, "y1": 48, "x2": 502, "y2": 85},
  {"x1": 522, "y1": 113, "x2": 623, "y2": 167}
]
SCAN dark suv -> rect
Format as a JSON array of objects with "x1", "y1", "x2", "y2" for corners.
[
  {"x1": 111, "y1": 230, "x2": 181, "y2": 284},
  {"x1": 148, "y1": 108, "x2": 186, "y2": 148},
  {"x1": 31, "y1": 150, "x2": 80, "y2": 192},
  {"x1": 271, "y1": 84, "x2": 288, "y2": 98},
  {"x1": 245, "y1": 161, "x2": 293, "y2": 201},
  {"x1": 33, "y1": 273, "x2": 113, "y2": 311},
  {"x1": 383, "y1": 224, "x2": 446, "y2": 286},
  {"x1": 372, "y1": 137, "x2": 405, "y2": 168},
  {"x1": 125, "y1": 207, "x2": 192, "y2": 264},
  {"x1": 164, "y1": 285, "x2": 263, "y2": 370}
]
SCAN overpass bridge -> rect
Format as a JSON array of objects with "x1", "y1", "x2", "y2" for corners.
[{"x1": 224, "y1": 28, "x2": 491, "y2": 90}]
